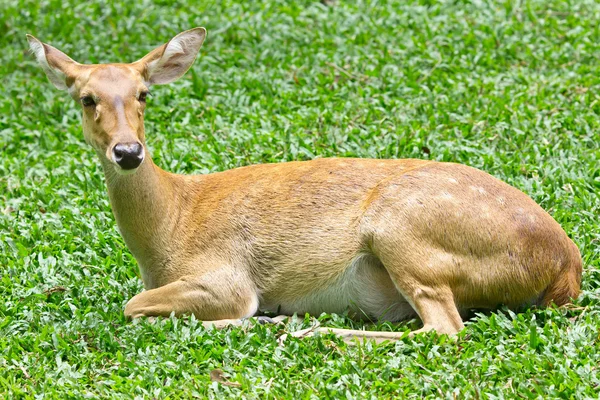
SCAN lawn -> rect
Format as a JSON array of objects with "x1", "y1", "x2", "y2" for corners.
[{"x1": 1, "y1": 0, "x2": 599, "y2": 398}]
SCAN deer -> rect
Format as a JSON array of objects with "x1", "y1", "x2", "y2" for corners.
[{"x1": 27, "y1": 27, "x2": 582, "y2": 343}]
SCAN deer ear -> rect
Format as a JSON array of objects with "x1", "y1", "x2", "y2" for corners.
[
  {"x1": 135, "y1": 27, "x2": 206, "y2": 85},
  {"x1": 27, "y1": 35, "x2": 79, "y2": 90}
]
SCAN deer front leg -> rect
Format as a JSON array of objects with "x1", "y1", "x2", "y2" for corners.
[{"x1": 124, "y1": 267, "x2": 258, "y2": 325}]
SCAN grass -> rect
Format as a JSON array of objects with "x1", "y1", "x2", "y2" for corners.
[{"x1": 1, "y1": 0, "x2": 599, "y2": 398}]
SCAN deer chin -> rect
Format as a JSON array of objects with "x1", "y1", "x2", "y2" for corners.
[
  {"x1": 112, "y1": 160, "x2": 143, "y2": 176},
  {"x1": 114, "y1": 167, "x2": 139, "y2": 176}
]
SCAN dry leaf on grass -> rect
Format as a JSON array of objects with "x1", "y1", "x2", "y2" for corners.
[{"x1": 210, "y1": 369, "x2": 242, "y2": 388}]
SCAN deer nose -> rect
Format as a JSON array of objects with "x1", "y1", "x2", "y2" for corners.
[{"x1": 113, "y1": 142, "x2": 144, "y2": 170}]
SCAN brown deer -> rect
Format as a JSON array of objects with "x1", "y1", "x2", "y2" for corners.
[{"x1": 27, "y1": 28, "x2": 582, "y2": 343}]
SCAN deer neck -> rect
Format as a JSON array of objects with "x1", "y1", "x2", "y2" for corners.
[{"x1": 99, "y1": 148, "x2": 179, "y2": 269}]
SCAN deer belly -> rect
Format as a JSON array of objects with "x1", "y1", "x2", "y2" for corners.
[{"x1": 258, "y1": 255, "x2": 416, "y2": 322}]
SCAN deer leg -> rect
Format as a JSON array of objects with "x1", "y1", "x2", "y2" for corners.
[
  {"x1": 403, "y1": 285, "x2": 464, "y2": 335},
  {"x1": 284, "y1": 326, "x2": 409, "y2": 344},
  {"x1": 283, "y1": 275, "x2": 463, "y2": 344},
  {"x1": 283, "y1": 285, "x2": 463, "y2": 344},
  {"x1": 124, "y1": 266, "x2": 258, "y2": 323}
]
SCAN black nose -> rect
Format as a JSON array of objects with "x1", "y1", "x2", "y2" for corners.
[{"x1": 113, "y1": 142, "x2": 144, "y2": 170}]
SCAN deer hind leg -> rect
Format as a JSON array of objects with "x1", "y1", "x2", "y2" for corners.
[
  {"x1": 378, "y1": 246, "x2": 466, "y2": 336},
  {"x1": 284, "y1": 252, "x2": 465, "y2": 343},
  {"x1": 283, "y1": 325, "x2": 409, "y2": 344},
  {"x1": 284, "y1": 286, "x2": 463, "y2": 344},
  {"x1": 398, "y1": 284, "x2": 464, "y2": 335},
  {"x1": 124, "y1": 266, "x2": 259, "y2": 328},
  {"x1": 285, "y1": 285, "x2": 463, "y2": 343}
]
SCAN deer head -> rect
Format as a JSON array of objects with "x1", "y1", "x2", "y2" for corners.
[{"x1": 27, "y1": 28, "x2": 206, "y2": 174}]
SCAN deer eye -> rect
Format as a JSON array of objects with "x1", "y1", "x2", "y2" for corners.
[
  {"x1": 81, "y1": 96, "x2": 96, "y2": 107},
  {"x1": 138, "y1": 92, "x2": 149, "y2": 103}
]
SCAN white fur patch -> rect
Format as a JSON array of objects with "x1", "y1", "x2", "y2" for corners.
[
  {"x1": 162, "y1": 37, "x2": 186, "y2": 59},
  {"x1": 439, "y1": 191, "x2": 454, "y2": 200},
  {"x1": 243, "y1": 292, "x2": 260, "y2": 318},
  {"x1": 469, "y1": 185, "x2": 487, "y2": 195},
  {"x1": 27, "y1": 36, "x2": 68, "y2": 90},
  {"x1": 260, "y1": 255, "x2": 416, "y2": 322},
  {"x1": 146, "y1": 29, "x2": 206, "y2": 85},
  {"x1": 28, "y1": 39, "x2": 46, "y2": 63},
  {"x1": 112, "y1": 164, "x2": 141, "y2": 176}
]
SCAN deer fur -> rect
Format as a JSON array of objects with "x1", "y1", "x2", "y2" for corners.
[{"x1": 27, "y1": 28, "x2": 582, "y2": 342}]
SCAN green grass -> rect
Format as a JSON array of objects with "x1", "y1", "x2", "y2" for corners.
[{"x1": 1, "y1": 0, "x2": 600, "y2": 398}]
